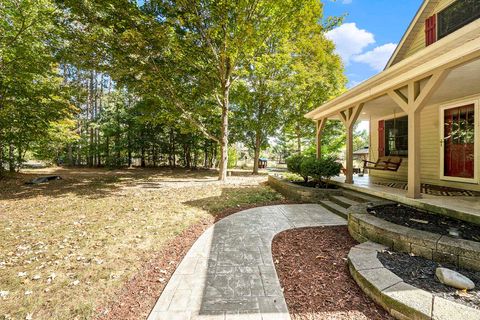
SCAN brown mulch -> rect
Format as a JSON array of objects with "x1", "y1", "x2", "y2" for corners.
[
  {"x1": 95, "y1": 199, "x2": 295, "y2": 320},
  {"x1": 272, "y1": 226, "x2": 393, "y2": 320}
]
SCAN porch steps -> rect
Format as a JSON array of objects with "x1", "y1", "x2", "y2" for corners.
[
  {"x1": 330, "y1": 195, "x2": 360, "y2": 208},
  {"x1": 319, "y1": 200, "x2": 349, "y2": 219},
  {"x1": 320, "y1": 190, "x2": 383, "y2": 219},
  {"x1": 341, "y1": 190, "x2": 382, "y2": 203}
]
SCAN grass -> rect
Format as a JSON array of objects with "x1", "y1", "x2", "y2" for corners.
[{"x1": 0, "y1": 167, "x2": 283, "y2": 320}]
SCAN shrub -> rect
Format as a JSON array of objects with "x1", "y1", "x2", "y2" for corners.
[
  {"x1": 286, "y1": 154, "x2": 308, "y2": 182},
  {"x1": 300, "y1": 156, "x2": 342, "y2": 187},
  {"x1": 287, "y1": 154, "x2": 342, "y2": 185},
  {"x1": 317, "y1": 156, "x2": 342, "y2": 185}
]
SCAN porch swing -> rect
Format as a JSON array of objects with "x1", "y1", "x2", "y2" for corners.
[{"x1": 363, "y1": 110, "x2": 403, "y2": 172}]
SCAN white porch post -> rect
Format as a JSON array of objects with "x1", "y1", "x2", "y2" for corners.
[
  {"x1": 339, "y1": 104, "x2": 364, "y2": 184},
  {"x1": 316, "y1": 118, "x2": 327, "y2": 159},
  {"x1": 388, "y1": 70, "x2": 449, "y2": 198}
]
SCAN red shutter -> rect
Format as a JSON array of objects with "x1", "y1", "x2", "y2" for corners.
[
  {"x1": 425, "y1": 15, "x2": 437, "y2": 46},
  {"x1": 378, "y1": 120, "x2": 385, "y2": 157}
]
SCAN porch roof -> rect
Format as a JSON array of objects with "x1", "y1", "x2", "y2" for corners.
[{"x1": 305, "y1": 18, "x2": 480, "y2": 121}]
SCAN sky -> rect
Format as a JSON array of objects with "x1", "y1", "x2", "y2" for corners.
[{"x1": 323, "y1": 0, "x2": 423, "y2": 88}]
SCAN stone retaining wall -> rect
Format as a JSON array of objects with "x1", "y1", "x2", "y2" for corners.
[
  {"x1": 348, "y1": 203, "x2": 480, "y2": 272},
  {"x1": 267, "y1": 174, "x2": 343, "y2": 202},
  {"x1": 348, "y1": 242, "x2": 480, "y2": 320}
]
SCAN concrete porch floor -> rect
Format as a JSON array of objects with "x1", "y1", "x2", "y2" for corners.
[{"x1": 330, "y1": 174, "x2": 480, "y2": 224}]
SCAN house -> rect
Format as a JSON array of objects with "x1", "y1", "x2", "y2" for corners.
[{"x1": 306, "y1": 0, "x2": 480, "y2": 199}]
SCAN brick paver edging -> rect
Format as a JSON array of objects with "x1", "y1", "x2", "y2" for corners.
[
  {"x1": 348, "y1": 241, "x2": 480, "y2": 320},
  {"x1": 148, "y1": 204, "x2": 346, "y2": 320}
]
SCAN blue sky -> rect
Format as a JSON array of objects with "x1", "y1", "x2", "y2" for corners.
[{"x1": 323, "y1": 0, "x2": 423, "y2": 87}]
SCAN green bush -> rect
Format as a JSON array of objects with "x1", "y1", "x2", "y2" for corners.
[
  {"x1": 287, "y1": 154, "x2": 341, "y2": 186},
  {"x1": 286, "y1": 154, "x2": 308, "y2": 182}
]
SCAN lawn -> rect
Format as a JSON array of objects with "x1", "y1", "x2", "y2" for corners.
[{"x1": 0, "y1": 167, "x2": 283, "y2": 320}]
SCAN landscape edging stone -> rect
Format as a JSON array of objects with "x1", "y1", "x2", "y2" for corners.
[
  {"x1": 347, "y1": 203, "x2": 480, "y2": 272},
  {"x1": 348, "y1": 242, "x2": 480, "y2": 320}
]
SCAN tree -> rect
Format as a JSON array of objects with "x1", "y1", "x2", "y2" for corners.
[
  {"x1": 231, "y1": 51, "x2": 289, "y2": 174},
  {"x1": 0, "y1": 0, "x2": 72, "y2": 173},
  {"x1": 281, "y1": 3, "x2": 347, "y2": 154},
  {"x1": 57, "y1": 0, "x2": 337, "y2": 180}
]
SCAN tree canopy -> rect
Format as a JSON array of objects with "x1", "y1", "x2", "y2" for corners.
[{"x1": 0, "y1": 0, "x2": 347, "y2": 177}]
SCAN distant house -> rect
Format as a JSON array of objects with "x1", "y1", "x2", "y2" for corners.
[{"x1": 306, "y1": 0, "x2": 480, "y2": 198}]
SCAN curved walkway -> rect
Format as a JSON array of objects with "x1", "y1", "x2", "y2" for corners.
[{"x1": 148, "y1": 204, "x2": 346, "y2": 320}]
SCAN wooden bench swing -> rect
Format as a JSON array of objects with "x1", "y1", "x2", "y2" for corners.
[{"x1": 362, "y1": 156, "x2": 403, "y2": 172}]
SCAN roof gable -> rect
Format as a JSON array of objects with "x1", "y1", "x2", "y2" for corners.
[{"x1": 386, "y1": 0, "x2": 442, "y2": 68}]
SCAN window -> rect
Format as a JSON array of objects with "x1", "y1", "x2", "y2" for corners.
[
  {"x1": 384, "y1": 116, "x2": 408, "y2": 157},
  {"x1": 437, "y1": 0, "x2": 480, "y2": 39}
]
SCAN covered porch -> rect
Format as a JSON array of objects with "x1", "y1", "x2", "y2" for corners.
[
  {"x1": 330, "y1": 174, "x2": 480, "y2": 222},
  {"x1": 307, "y1": 19, "x2": 480, "y2": 199}
]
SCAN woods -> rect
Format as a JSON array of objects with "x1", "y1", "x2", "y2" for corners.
[{"x1": 0, "y1": 0, "x2": 346, "y2": 179}]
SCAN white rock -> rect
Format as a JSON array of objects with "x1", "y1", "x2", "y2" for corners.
[{"x1": 436, "y1": 267, "x2": 475, "y2": 290}]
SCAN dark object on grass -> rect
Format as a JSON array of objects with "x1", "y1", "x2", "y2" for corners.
[{"x1": 26, "y1": 175, "x2": 62, "y2": 185}]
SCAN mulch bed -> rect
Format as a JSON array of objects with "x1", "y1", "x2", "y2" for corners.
[
  {"x1": 378, "y1": 251, "x2": 480, "y2": 309},
  {"x1": 291, "y1": 181, "x2": 338, "y2": 189},
  {"x1": 94, "y1": 199, "x2": 294, "y2": 320},
  {"x1": 272, "y1": 226, "x2": 393, "y2": 320},
  {"x1": 368, "y1": 204, "x2": 480, "y2": 242}
]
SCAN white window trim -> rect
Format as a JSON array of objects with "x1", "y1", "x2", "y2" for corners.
[{"x1": 439, "y1": 98, "x2": 479, "y2": 184}]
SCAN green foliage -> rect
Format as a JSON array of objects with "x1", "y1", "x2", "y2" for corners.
[
  {"x1": 286, "y1": 154, "x2": 308, "y2": 182},
  {"x1": 0, "y1": 0, "x2": 73, "y2": 172},
  {"x1": 308, "y1": 156, "x2": 342, "y2": 184},
  {"x1": 227, "y1": 147, "x2": 238, "y2": 169},
  {"x1": 0, "y1": 0, "x2": 347, "y2": 178},
  {"x1": 287, "y1": 154, "x2": 341, "y2": 185}
]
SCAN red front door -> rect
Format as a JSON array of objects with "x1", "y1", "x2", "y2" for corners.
[{"x1": 443, "y1": 104, "x2": 475, "y2": 179}]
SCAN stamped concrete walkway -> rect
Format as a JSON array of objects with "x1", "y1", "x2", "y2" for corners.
[{"x1": 147, "y1": 204, "x2": 346, "y2": 320}]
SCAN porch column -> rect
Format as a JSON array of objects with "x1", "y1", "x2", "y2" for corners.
[
  {"x1": 339, "y1": 104, "x2": 364, "y2": 184},
  {"x1": 316, "y1": 118, "x2": 327, "y2": 159},
  {"x1": 388, "y1": 69, "x2": 449, "y2": 198}
]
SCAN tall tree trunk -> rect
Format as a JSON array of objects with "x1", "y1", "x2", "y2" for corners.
[
  {"x1": 193, "y1": 148, "x2": 198, "y2": 169},
  {"x1": 0, "y1": 134, "x2": 4, "y2": 176},
  {"x1": 204, "y1": 140, "x2": 209, "y2": 168},
  {"x1": 127, "y1": 131, "x2": 132, "y2": 167},
  {"x1": 296, "y1": 124, "x2": 302, "y2": 154},
  {"x1": 106, "y1": 136, "x2": 110, "y2": 166},
  {"x1": 16, "y1": 145, "x2": 23, "y2": 172},
  {"x1": 169, "y1": 128, "x2": 175, "y2": 168},
  {"x1": 185, "y1": 142, "x2": 191, "y2": 168},
  {"x1": 253, "y1": 128, "x2": 261, "y2": 175},
  {"x1": 68, "y1": 144, "x2": 73, "y2": 166},
  {"x1": 218, "y1": 88, "x2": 229, "y2": 181},
  {"x1": 8, "y1": 144, "x2": 15, "y2": 173}
]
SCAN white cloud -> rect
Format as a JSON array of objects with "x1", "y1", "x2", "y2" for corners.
[
  {"x1": 351, "y1": 43, "x2": 397, "y2": 71},
  {"x1": 325, "y1": 23, "x2": 375, "y2": 65}
]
